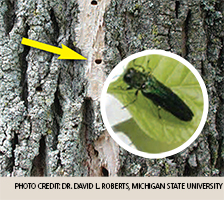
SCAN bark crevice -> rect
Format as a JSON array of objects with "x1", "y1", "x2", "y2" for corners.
[
  {"x1": 19, "y1": 25, "x2": 30, "y2": 109},
  {"x1": 30, "y1": 136, "x2": 46, "y2": 176},
  {"x1": 181, "y1": 9, "x2": 191, "y2": 58},
  {"x1": 3, "y1": 0, "x2": 16, "y2": 35},
  {"x1": 49, "y1": 8, "x2": 59, "y2": 45},
  {"x1": 175, "y1": 1, "x2": 180, "y2": 19}
]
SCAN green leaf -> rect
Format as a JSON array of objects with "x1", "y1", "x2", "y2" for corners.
[
  {"x1": 113, "y1": 118, "x2": 183, "y2": 153},
  {"x1": 107, "y1": 55, "x2": 204, "y2": 147}
]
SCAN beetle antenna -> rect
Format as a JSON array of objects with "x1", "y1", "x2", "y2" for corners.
[
  {"x1": 132, "y1": 59, "x2": 145, "y2": 72},
  {"x1": 146, "y1": 58, "x2": 153, "y2": 75}
]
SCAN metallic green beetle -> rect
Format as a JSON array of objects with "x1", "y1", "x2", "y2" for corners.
[{"x1": 123, "y1": 67, "x2": 194, "y2": 121}]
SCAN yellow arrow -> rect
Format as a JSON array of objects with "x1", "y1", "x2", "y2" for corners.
[{"x1": 21, "y1": 37, "x2": 87, "y2": 60}]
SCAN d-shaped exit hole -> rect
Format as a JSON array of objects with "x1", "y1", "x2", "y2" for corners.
[
  {"x1": 91, "y1": 0, "x2": 98, "y2": 5},
  {"x1": 95, "y1": 59, "x2": 102, "y2": 64}
]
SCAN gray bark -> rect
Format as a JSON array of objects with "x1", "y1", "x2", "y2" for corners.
[{"x1": 0, "y1": 0, "x2": 223, "y2": 177}]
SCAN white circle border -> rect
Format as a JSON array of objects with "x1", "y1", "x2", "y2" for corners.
[{"x1": 100, "y1": 50, "x2": 209, "y2": 159}]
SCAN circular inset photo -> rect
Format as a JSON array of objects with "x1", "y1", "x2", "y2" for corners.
[{"x1": 101, "y1": 50, "x2": 208, "y2": 158}]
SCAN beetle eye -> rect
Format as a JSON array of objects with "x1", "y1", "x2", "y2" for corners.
[
  {"x1": 124, "y1": 74, "x2": 131, "y2": 83},
  {"x1": 129, "y1": 68, "x2": 135, "y2": 73}
]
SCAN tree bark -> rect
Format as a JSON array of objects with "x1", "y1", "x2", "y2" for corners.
[{"x1": 0, "y1": 0, "x2": 223, "y2": 177}]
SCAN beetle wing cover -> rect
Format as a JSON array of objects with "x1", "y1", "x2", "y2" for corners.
[{"x1": 142, "y1": 78, "x2": 194, "y2": 121}]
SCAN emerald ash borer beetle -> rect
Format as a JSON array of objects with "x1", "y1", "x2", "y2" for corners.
[{"x1": 123, "y1": 63, "x2": 194, "y2": 121}]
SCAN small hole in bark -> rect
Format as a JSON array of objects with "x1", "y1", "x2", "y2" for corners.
[
  {"x1": 101, "y1": 166, "x2": 109, "y2": 176},
  {"x1": 72, "y1": 124, "x2": 79, "y2": 128},
  {"x1": 95, "y1": 59, "x2": 102, "y2": 64},
  {"x1": 36, "y1": 86, "x2": 43, "y2": 92},
  {"x1": 91, "y1": 0, "x2": 98, "y2": 5},
  {"x1": 94, "y1": 149, "x2": 99, "y2": 157}
]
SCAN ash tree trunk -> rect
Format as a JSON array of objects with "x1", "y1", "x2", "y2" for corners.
[{"x1": 0, "y1": 0, "x2": 223, "y2": 176}]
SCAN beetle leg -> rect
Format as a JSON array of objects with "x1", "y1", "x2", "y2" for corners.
[
  {"x1": 158, "y1": 106, "x2": 162, "y2": 119},
  {"x1": 126, "y1": 86, "x2": 133, "y2": 90},
  {"x1": 122, "y1": 90, "x2": 139, "y2": 109},
  {"x1": 116, "y1": 85, "x2": 133, "y2": 91}
]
